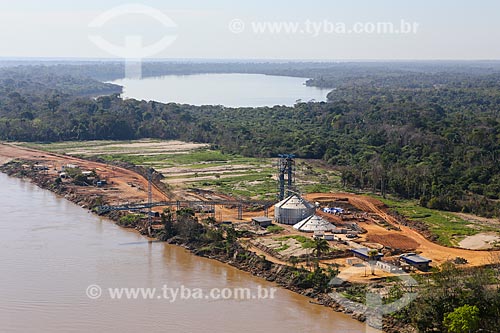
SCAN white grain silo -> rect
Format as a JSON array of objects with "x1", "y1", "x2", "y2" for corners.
[{"x1": 274, "y1": 194, "x2": 315, "y2": 225}]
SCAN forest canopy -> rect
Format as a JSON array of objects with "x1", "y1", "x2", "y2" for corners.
[{"x1": 1, "y1": 61, "x2": 500, "y2": 217}]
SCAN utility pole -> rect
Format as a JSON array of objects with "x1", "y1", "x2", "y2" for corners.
[
  {"x1": 286, "y1": 155, "x2": 294, "y2": 197},
  {"x1": 147, "y1": 168, "x2": 153, "y2": 237}
]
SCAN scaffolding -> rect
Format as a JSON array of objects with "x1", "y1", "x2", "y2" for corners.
[{"x1": 277, "y1": 154, "x2": 295, "y2": 201}]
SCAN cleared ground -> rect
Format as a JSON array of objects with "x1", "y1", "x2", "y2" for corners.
[
  {"x1": 19, "y1": 139, "x2": 342, "y2": 201},
  {"x1": 5, "y1": 140, "x2": 500, "y2": 276},
  {"x1": 366, "y1": 234, "x2": 419, "y2": 251},
  {"x1": 374, "y1": 195, "x2": 500, "y2": 248},
  {"x1": 305, "y1": 193, "x2": 500, "y2": 266},
  {"x1": 0, "y1": 143, "x2": 168, "y2": 205},
  {"x1": 20, "y1": 140, "x2": 209, "y2": 156}
]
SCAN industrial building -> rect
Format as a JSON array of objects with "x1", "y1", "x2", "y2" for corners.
[
  {"x1": 273, "y1": 154, "x2": 318, "y2": 225},
  {"x1": 350, "y1": 248, "x2": 383, "y2": 261},
  {"x1": 400, "y1": 253, "x2": 432, "y2": 271},
  {"x1": 252, "y1": 216, "x2": 273, "y2": 228},
  {"x1": 293, "y1": 215, "x2": 336, "y2": 233},
  {"x1": 274, "y1": 194, "x2": 316, "y2": 225}
]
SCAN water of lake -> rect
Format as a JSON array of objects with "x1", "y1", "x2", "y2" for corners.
[{"x1": 110, "y1": 73, "x2": 331, "y2": 107}]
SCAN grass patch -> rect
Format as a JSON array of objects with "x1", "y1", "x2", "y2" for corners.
[
  {"x1": 276, "y1": 235, "x2": 315, "y2": 249},
  {"x1": 276, "y1": 244, "x2": 290, "y2": 252},
  {"x1": 99, "y1": 153, "x2": 175, "y2": 165},
  {"x1": 371, "y1": 194, "x2": 492, "y2": 246},
  {"x1": 166, "y1": 150, "x2": 234, "y2": 164},
  {"x1": 266, "y1": 225, "x2": 284, "y2": 233},
  {"x1": 192, "y1": 172, "x2": 276, "y2": 199},
  {"x1": 341, "y1": 285, "x2": 367, "y2": 304},
  {"x1": 302, "y1": 183, "x2": 334, "y2": 193}
]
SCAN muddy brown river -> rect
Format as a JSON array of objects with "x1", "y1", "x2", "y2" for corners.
[{"x1": 0, "y1": 173, "x2": 371, "y2": 332}]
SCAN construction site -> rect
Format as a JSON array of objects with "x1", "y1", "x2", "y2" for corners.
[{"x1": 1, "y1": 141, "x2": 500, "y2": 283}]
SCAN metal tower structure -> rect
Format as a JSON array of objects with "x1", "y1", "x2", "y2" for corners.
[{"x1": 277, "y1": 154, "x2": 295, "y2": 201}]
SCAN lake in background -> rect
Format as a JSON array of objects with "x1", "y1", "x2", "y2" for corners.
[{"x1": 111, "y1": 73, "x2": 332, "y2": 107}]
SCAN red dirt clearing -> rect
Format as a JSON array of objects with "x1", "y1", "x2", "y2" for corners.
[{"x1": 367, "y1": 233, "x2": 419, "y2": 251}]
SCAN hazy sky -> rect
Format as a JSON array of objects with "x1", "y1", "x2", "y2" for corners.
[{"x1": 1, "y1": 0, "x2": 499, "y2": 60}]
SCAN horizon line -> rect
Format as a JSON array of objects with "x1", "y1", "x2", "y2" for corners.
[{"x1": 1, "y1": 57, "x2": 500, "y2": 64}]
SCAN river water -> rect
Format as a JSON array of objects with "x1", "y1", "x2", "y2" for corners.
[
  {"x1": 0, "y1": 173, "x2": 369, "y2": 333},
  {"x1": 110, "y1": 73, "x2": 331, "y2": 107}
]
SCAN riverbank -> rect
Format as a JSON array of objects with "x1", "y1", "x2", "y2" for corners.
[
  {"x1": 1, "y1": 171, "x2": 372, "y2": 333},
  {"x1": 0, "y1": 146, "x2": 409, "y2": 332}
]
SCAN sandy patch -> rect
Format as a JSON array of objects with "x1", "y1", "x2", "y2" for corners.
[
  {"x1": 459, "y1": 232, "x2": 500, "y2": 250},
  {"x1": 63, "y1": 140, "x2": 208, "y2": 156},
  {"x1": 0, "y1": 156, "x2": 13, "y2": 165},
  {"x1": 454, "y1": 212, "x2": 500, "y2": 227}
]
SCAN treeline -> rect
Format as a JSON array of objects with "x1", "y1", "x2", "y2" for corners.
[
  {"x1": 1, "y1": 63, "x2": 500, "y2": 217},
  {"x1": 0, "y1": 66, "x2": 122, "y2": 97},
  {"x1": 5, "y1": 60, "x2": 500, "y2": 87}
]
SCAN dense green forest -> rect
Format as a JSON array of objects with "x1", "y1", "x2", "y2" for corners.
[
  {"x1": 1, "y1": 62, "x2": 500, "y2": 217},
  {"x1": 0, "y1": 66, "x2": 122, "y2": 96}
]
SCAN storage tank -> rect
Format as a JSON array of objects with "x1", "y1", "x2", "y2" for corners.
[
  {"x1": 274, "y1": 195, "x2": 315, "y2": 225},
  {"x1": 293, "y1": 215, "x2": 336, "y2": 233}
]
